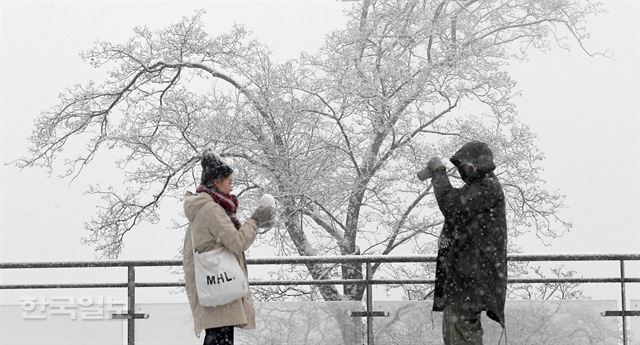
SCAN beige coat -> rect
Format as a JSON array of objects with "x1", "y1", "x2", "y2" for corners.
[{"x1": 182, "y1": 191, "x2": 258, "y2": 336}]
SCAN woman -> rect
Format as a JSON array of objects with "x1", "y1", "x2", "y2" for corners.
[{"x1": 183, "y1": 147, "x2": 275, "y2": 345}]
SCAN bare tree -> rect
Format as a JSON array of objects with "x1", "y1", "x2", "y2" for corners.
[
  {"x1": 19, "y1": 0, "x2": 601, "y2": 310},
  {"x1": 509, "y1": 265, "x2": 586, "y2": 301}
]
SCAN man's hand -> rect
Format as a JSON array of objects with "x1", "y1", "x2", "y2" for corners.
[{"x1": 427, "y1": 156, "x2": 445, "y2": 171}]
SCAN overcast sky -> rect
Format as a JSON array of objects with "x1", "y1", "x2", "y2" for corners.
[{"x1": 1, "y1": 0, "x2": 638, "y2": 304}]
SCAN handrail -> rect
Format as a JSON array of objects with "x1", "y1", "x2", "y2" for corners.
[
  {"x1": 1, "y1": 253, "x2": 639, "y2": 269},
  {"x1": 1, "y1": 277, "x2": 639, "y2": 290},
  {"x1": 1, "y1": 253, "x2": 638, "y2": 345}
]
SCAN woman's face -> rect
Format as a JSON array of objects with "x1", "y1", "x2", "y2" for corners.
[{"x1": 214, "y1": 175, "x2": 233, "y2": 194}]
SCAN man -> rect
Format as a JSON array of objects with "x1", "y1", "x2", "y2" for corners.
[{"x1": 425, "y1": 141, "x2": 507, "y2": 345}]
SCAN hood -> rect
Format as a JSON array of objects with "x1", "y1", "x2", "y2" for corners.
[
  {"x1": 450, "y1": 141, "x2": 496, "y2": 183},
  {"x1": 184, "y1": 191, "x2": 212, "y2": 222}
]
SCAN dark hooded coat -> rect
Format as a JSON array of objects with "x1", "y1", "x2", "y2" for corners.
[{"x1": 431, "y1": 141, "x2": 508, "y2": 326}]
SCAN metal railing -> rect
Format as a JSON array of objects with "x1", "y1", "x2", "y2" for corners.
[{"x1": 1, "y1": 253, "x2": 639, "y2": 345}]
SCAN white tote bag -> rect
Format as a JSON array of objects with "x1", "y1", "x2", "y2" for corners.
[{"x1": 190, "y1": 229, "x2": 248, "y2": 307}]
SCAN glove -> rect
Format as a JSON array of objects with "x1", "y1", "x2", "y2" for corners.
[
  {"x1": 427, "y1": 156, "x2": 445, "y2": 171},
  {"x1": 250, "y1": 205, "x2": 276, "y2": 229}
]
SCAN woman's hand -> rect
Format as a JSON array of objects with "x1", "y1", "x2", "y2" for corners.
[{"x1": 250, "y1": 205, "x2": 276, "y2": 228}]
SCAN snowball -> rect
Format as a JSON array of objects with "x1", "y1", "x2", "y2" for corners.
[{"x1": 259, "y1": 194, "x2": 276, "y2": 208}]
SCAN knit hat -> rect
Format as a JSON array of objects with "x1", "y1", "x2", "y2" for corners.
[{"x1": 200, "y1": 145, "x2": 233, "y2": 186}]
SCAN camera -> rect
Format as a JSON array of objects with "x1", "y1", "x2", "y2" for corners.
[{"x1": 416, "y1": 166, "x2": 433, "y2": 181}]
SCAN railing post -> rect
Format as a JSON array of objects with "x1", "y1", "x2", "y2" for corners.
[
  {"x1": 620, "y1": 260, "x2": 627, "y2": 345},
  {"x1": 128, "y1": 265, "x2": 135, "y2": 345},
  {"x1": 366, "y1": 262, "x2": 373, "y2": 345}
]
